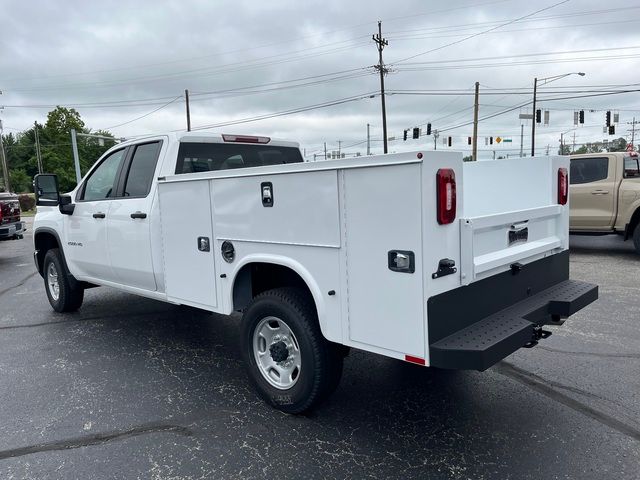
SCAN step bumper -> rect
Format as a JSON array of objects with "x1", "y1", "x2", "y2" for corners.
[{"x1": 429, "y1": 279, "x2": 598, "y2": 371}]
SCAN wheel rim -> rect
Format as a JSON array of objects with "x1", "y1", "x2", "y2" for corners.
[
  {"x1": 47, "y1": 262, "x2": 60, "y2": 301},
  {"x1": 253, "y1": 316, "x2": 301, "y2": 390}
]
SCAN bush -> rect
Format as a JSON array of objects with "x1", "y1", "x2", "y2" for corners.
[{"x1": 18, "y1": 194, "x2": 36, "y2": 212}]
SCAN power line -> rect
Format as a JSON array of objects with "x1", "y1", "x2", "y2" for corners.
[
  {"x1": 391, "y1": 0, "x2": 569, "y2": 64},
  {"x1": 100, "y1": 96, "x2": 182, "y2": 130}
]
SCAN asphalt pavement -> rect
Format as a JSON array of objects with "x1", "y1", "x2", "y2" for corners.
[{"x1": 0, "y1": 218, "x2": 638, "y2": 479}]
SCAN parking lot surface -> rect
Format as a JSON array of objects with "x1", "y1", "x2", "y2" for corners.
[{"x1": 0, "y1": 218, "x2": 638, "y2": 479}]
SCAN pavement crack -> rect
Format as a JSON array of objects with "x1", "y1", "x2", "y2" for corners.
[
  {"x1": 0, "y1": 423, "x2": 193, "y2": 461},
  {"x1": 0, "y1": 271, "x2": 38, "y2": 298},
  {"x1": 493, "y1": 361, "x2": 640, "y2": 442},
  {"x1": 537, "y1": 345, "x2": 640, "y2": 359}
]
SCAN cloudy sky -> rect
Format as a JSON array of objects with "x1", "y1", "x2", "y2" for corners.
[{"x1": 1, "y1": 0, "x2": 639, "y2": 159}]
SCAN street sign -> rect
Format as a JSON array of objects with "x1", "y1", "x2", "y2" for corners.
[
  {"x1": 496, "y1": 137, "x2": 502, "y2": 143},
  {"x1": 503, "y1": 138, "x2": 513, "y2": 143}
]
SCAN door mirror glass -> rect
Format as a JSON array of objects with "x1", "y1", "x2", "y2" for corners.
[{"x1": 34, "y1": 174, "x2": 59, "y2": 206}]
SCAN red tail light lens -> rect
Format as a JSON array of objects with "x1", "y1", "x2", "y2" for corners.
[
  {"x1": 436, "y1": 168, "x2": 457, "y2": 225},
  {"x1": 222, "y1": 134, "x2": 270, "y2": 144},
  {"x1": 558, "y1": 167, "x2": 568, "y2": 205}
]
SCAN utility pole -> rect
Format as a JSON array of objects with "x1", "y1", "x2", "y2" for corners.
[
  {"x1": 70, "y1": 129, "x2": 82, "y2": 184},
  {"x1": 366, "y1": 123, "x2": 371, "y2": 155},
  {"x1": 472, "y1": 81, "x2": 479, "y2": 161},
  {"x1": 560, "y1": 132, "x2": 564, "y2": 154},
  {"x1": 34, "y1": 122, "x2": 43, "y2": 174},
  {"x1": 519, "y1": 124, "x2": 524, "y2": 157},
  {"x1": 572, "y1": 131, "x2": 576, "y2": 153},
  {"x1": 185, "y1": 89, "x2": 191, "y2": 132},
  {"x1": 324, "y1": 142, "x2": 327, "y2": 160},
  {"x1": 627, "y1": 117, "x2": 638, "y2": 146},
  {"x1": 433, "y1": 129, "x2": 439, "y2": 150},
  {"x1": 530, "y1": 77, "x2": 538, "y2": 157},
  {"x1": 373, "y1": 21, "x2": 389, "y2": 154},
  {"x1": 0, "y1": 120, "x2": 10, "y2": 192},
  {"x1": 338, "y1": 140, "x2": 342, "y2": 157}
]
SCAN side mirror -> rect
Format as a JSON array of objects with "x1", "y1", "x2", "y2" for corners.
[
  {"x1": 59, "y1": 194, "x2": 75, "y2": 215},
  {"x1": 34, "y1": 174, "x2": 60, "y2": 206}
]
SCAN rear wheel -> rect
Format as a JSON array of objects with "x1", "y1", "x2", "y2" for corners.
[
  {"x1": 241, "y1": 287, "x2": 343, "y2": 414},
  {"x1": 633, "y1": 224, "x2": 640, "y2": 255},
  {"x1": 43, "y1": 249, "x2": 84, "y2": 312}
]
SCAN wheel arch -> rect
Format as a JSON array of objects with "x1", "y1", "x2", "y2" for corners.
[
  {"x1": 34, "y1": 228, "x2": 64, "y2": 277},
  {"x1": 624, "y1": 205, "x2": 640, "y2": 240},
  {"x1": 229, "y1": 255, "x2": 328, "y2": 338}
]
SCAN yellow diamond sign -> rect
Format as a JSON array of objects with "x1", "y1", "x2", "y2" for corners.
[{"x1": 495, "y1": 137, "x2": 502, "y2": 143}]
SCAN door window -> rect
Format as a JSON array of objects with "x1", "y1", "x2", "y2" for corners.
[
  {"x1": 122, "y1": 142, "x2": 162, "y2": 197},
  {"x1": 570, "y1": 157, "x2": 609, "y2": 185},
  {"x1": 624, "y1": 156, "x2": 640, "y2": 178},
  {"x1": 81, "y1": 149, "x2": 126, "y2": 201}
]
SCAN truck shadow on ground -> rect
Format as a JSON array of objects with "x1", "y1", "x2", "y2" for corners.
[{"x1": 569, "y1": 234, "x2": 637, "y2": 258}]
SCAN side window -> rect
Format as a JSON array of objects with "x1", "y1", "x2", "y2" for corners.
[
  {"x1": 624, "y1": 156, "x2": 640, "y2": 178},
  {"x1": 570, "y1": 157, "x2": 609, "y2": 185},
  {"x1": 81, "y1": 149, "x2": 126, "y2": 201},
  {"x1": 122, "y1": 142, "x2": 161, "y2": 197}
]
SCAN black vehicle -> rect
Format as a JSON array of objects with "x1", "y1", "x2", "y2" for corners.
[{"x1": 0, "y1": 192, "x2": 26, "y2": 240}]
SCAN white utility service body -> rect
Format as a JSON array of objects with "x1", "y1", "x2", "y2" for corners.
[{"x1": 33, "y1": 132, "x2": 597, "y2": 412}]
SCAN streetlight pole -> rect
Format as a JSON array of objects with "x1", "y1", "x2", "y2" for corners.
[{"x1": 531, "y1": 72, "x2": 585, "y2": 157}]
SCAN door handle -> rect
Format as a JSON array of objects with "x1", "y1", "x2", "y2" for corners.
[
  {"x1": 92, "y1": 212, "x2": 106, "y2": 219},
  {"x1": 591, "y1": 190, "x2": 609, "y2": 195},
  {"x1": 130, "y1": 211, "x2": 147, "y2": 219}
]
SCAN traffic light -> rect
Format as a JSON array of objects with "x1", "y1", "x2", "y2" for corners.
[
  {"x1": 536, "y1": 109, "x2": 542, "y2": 123},
  {"x1": 609, "y1": 125, "x2": 615, "y2": 135},
  {"x1": 403, "y1": 129, "x2": 408, "y2": 141},
  {"x1": 579, "y1": 110, "x2": 585, "y2": 124},
  {"x1": 467, "y1": 137, "x2": 472, "y2": 145},
  {"x1": 412, "y1": 127, "x2": 420, "y2": 139},
  {"x1": 489, "y1": 136, "x2": 493, "y2": 145},
  {"x1": 426, "y1": 123, "x2": 432, "y2": 135},
  {"x1": 606, "y1": 111, "x2": 611, "y2": 127},
  {"x1": 448, "y1": 136, "x2": 452, "y2": 147}
]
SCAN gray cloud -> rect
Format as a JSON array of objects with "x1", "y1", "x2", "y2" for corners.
[{"x1": 2, "y1": 0, "x2": 639, "y2": 158}]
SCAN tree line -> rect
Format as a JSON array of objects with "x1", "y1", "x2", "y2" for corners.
[{"x1": 1, "y1": 107, "x2": 117, "y2": 193}]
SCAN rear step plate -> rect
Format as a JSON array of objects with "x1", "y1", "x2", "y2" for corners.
[{"x1": 430, "y1": 279, "x2": 597, "y2": 371}]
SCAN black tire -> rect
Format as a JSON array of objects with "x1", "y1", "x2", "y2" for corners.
[
  {"x1": 241, "y1": 287, "x2": 343, "y2": 414},
  {"x1": 43, "y1": 248, "x2": 84, "y2": 313},
  {"x1": 633, "y1": 224, "x2": 640, "y2": 255}
]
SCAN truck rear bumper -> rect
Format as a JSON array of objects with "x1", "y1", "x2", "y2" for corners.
[
  {"x1": 429, "y1": 279, "x2": 597, "y2": 370},
  {"x1": 427, "y1": 251, "x2": 598, "y2": 371}
]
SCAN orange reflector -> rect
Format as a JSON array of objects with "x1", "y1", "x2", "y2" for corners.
[{"x1": 405, "y1": 355, "x2": 425, "y2": 365}]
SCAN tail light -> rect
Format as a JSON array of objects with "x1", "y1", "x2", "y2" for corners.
[
  {"x1": 558, "y1": 167, "x2": 568, "y2": 205},
  {"x1": 436, "y1": 168, "x2": 457, "y2": 225}
]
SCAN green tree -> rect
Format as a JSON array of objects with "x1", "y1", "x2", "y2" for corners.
[{"x1": 3, "y1": 107, "x2": 116, "y2": 192}]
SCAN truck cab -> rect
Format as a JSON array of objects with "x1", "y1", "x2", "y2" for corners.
[
  {"x1": 569, "y1": 151, "x2": 640, "y2": 253},
  {"x1": 0, "y1": 192, "x2": 26, "y2": 240}
]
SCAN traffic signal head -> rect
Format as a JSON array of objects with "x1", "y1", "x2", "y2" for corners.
[
  {"x1": 412, "y1": 127, "x2": 420, "y2": 139},
  {"x1": 606, "y1": 111, "x2": 611, "y2": 126},
  {"x1": 448, "y1": 136, "x2": 452, "y2": 147},
  {"x1": 490, "y1": 136, "x2": 493, "y2": 145},
  {"x1": 536, "y1": 109, "x2": 542, "y2": 123},
  {"x1": 426, "y1": 123, "x2": 432, "y2": 135},
  {"x1": 468, "y1": 136, "x2": 472, "y2": 145},
  {"x1": 579, "y1": 110, "x2": 584, "y2": 124},
  {"x1": 403, "y1": 129, "x2": 408, "y2": 141},
  {"x1": 609, "y1": 125, "x2": 615, "y2": 135}
]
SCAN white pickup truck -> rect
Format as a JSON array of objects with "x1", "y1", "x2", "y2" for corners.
[{"x1": 33, "y1": 132, "x2": 597, "y2": 413}]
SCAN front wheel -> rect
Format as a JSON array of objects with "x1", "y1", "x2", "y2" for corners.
[
  {"x1": 241, "y1": 287, "x2": 343, "y2": 414},
  {"x1": 633, "y1": 224, "x2": 640, "y2": 255},
  {"x1": 43, "y1": 249, "x2": 84, "y2": 312}
]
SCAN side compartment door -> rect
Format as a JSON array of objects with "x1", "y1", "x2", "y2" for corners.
[
  {"x1": 106, "y1": 141, "x2": 163, "y2": 290},
  {"x1": 64, "y1": 148, "x2": 127, "y2": 281},
  {"x1": 569, "y1": 156, "x2": 617, "y2": 230}
]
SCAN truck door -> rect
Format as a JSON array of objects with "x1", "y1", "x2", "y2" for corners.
[
  {"x1": 106, "y1": 141, "x2": 163, "y2": 290},
  {"x1": 569, "y1": 155, "x2": 617, "y2": 230},
  {"x1": 64, "y1": 147, "x2": 127, "y2": 281}
]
